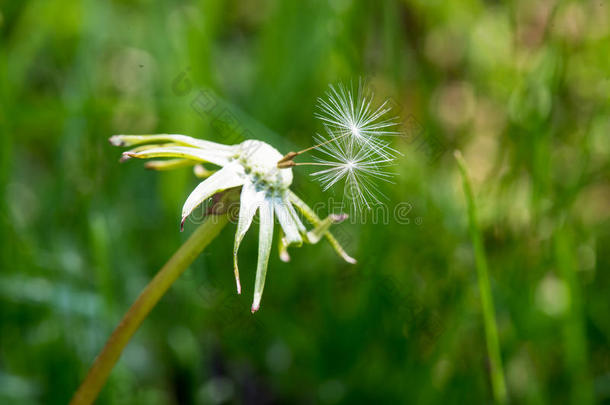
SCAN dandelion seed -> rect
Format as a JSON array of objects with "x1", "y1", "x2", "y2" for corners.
[
  {"x1": 275, "y1": 82, "x2": 401, "y2": 211},
  {"x1": 310, "y1": 128, "x2": 395, "y2": 210},
  {"x1": 315, "y1": 81, "x2": 400, "y2": 158}
]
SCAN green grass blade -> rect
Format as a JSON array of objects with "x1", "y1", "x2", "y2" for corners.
[
  {"x1": 455, "y1": 150, "x2": 507, "y2": 404},
  {"x1": 554, "y1": 226, "x2": 594, "y2": 405}
]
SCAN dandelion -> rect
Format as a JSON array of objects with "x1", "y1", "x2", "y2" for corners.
[
  {"x1": 309, "y1": 128, "x2": 395, "y2": 210},
  {"x1": 111, "y1": 134, "x2": 355, "y2": 313},
  {"x1": 73, "y1": 85, "x2": 400, "y2": 405}
]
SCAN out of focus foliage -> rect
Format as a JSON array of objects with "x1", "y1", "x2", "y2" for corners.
[{"x1": 1, "y1": 0, "x2": 609, "y2": 404}]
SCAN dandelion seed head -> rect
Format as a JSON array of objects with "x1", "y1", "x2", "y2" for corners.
[
  {"x1": 112, "y1": 134, "x2": 356, "y2": 312},
  {"x1": 238, "y1": 140, "x2": 292, "y2": 189}
]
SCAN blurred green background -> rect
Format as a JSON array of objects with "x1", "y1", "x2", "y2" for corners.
[{"x1": 1, "y1": 0, "x2": 609, "y2": 404}]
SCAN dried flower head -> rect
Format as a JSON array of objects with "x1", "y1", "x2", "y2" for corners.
[
  {"x1": 111, "y1": 134, "x2": 355, "y2": 313},
  {"x1": 110, "y1": 82, "x2": 401, "y2": 311}
]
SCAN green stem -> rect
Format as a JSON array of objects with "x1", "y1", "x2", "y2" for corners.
[
  {"x1": 454, "y1": 151, "x2": 507, "y2": 404},
  {"x1": 70, "y1": 214, "x2": 229, "y2": 405}
]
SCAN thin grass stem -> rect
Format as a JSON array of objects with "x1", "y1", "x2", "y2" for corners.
[
  {"x1": 554, "y1": 226, "x2": 594, "y2": 405},
  {"x1": 454, "y1": 150, "x2": 507, "y2": 404}
]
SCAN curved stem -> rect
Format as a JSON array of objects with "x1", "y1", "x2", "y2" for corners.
[{"x1": 70, "y1": 214, "x2": 229, "y2": 405}]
